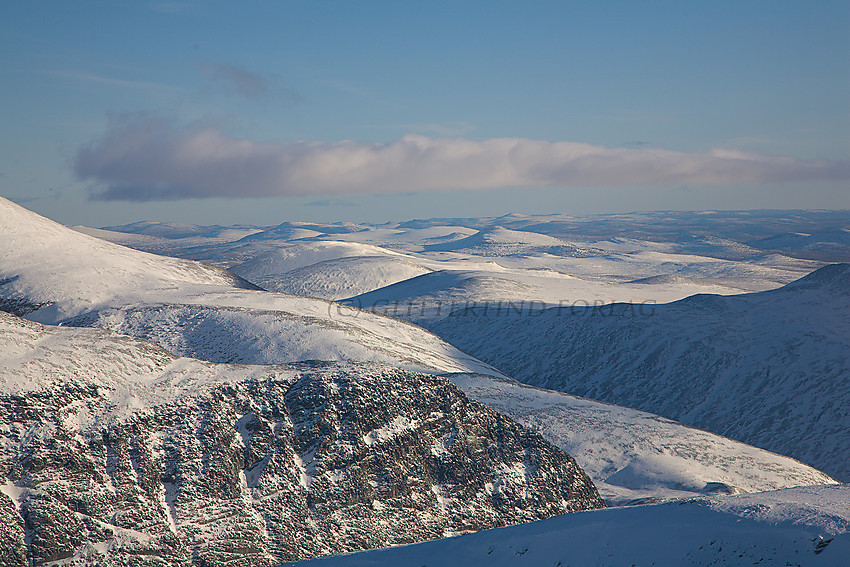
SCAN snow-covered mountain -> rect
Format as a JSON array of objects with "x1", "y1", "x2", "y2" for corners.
[
  {"x1": 422, "y1": 226, "x2": 597, "y2": 257},
  {"x1": 5, "y1": 199, "x2": 849, "y2": 565},
  {"x1": 2, "y1": 198, "x2": 837, "y2": 504},
  {"x1": 0, "y1": 196, "x2": 498, "y2": 376},
  {"x1": 430, "y1": 264, "x2": 850, "y2": 481},
  {"x1": 288, "y1": 484, "x2": 850, "y2": 567},
  {"x1": 0, "y1": 312, "x2": 604, "y2": 565},
  {"x1": 0, "y1": 196, "x2": 259, "y2": 322},
  {"x1": 229, "y1": 241, "x2": 431, "y2": 300}
]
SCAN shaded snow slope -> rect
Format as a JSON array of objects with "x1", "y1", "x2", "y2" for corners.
[
  {"x1": 431, "y1": 264, "x2": 850, "y2": 480},
  {"x1": 288, "y1": 484, "x2": 850, "y2": 567},
  {"x1": 343, "y1": 266, "x2": 748, "y2": 324},
  {"x1": 446, "y1": 373, "x2": 836, "y2": 506}
]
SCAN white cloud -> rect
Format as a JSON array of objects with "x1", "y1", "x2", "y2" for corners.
[{"x1": 75, "y1": 115, "x2": 850, "y2": 201}]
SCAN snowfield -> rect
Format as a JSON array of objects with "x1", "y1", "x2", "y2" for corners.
[{"x1": 0, "y1": 196, "x2": 500, "y2": 376}]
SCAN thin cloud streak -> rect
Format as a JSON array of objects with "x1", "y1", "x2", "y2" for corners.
[
  {"x1": 75, "y1": 116, "x2": 850, "y2": 202},
  {"x1": 43, "y1": 70, "x2": 182, "y2": 93}
]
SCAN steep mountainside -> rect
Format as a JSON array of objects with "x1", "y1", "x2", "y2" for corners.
[
  {"x1": 0, "y1": 313, "x2": 603, "y2": 566},
  {"x1": 430, "y1": 264, "x2": 850, "y2": 480}
]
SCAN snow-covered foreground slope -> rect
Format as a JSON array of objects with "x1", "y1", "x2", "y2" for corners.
[
  {"x1": 288, "y1": 484, "x2": 850, "y2": 567},
  {"x1": 446, "y1": 374, "x2": 835, "y2": 506},
  {"x1": 0, "y1": 196, "x2": 498, "y2": 376},
  {"x1": 0, "y1": 312, "x2": 604, "y2": 566},
  {"x1": 431, "y1": 264, "x2": 850, "y2": 481}
]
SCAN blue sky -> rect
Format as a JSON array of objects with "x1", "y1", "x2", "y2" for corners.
[{"x1": 1, "y1": 1, "x2": 848, "y2": 226}]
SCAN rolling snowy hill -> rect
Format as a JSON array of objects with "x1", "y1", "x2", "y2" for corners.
[
  {"x1": 422, "y1": 226, "x2": 597, "y2": 257},
  {"x1": 230, "y1": 241, "x2": 431, "y2": 300}
]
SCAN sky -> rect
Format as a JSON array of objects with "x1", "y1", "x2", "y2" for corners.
[{"x1": 1, "y1": 1, "x2": 849, "y2": 227}]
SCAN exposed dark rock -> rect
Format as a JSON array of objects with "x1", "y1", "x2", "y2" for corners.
[{"x1": 1, "y1": 361, "x2": 603, "y2": 566}]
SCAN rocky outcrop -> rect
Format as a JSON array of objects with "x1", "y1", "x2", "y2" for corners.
[{"x1": 1, "y1": 334, "x2": 603, "y2": 566}]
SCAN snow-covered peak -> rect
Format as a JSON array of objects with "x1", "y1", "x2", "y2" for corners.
[{"x1": 0, "y1": 196, "x2": 254, "y2": 322}]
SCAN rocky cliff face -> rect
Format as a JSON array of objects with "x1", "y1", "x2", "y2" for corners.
[{"x1": 0, "y1": 315, "x2": 603, "y2": 566}]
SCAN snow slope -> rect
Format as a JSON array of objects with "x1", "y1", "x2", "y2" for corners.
[
  {"x1": 343, "y1": 265, "x2": 749, "y2": 323},
  {"x1": 446, "y1": 373, "x2": 836, "y2": 506},
  {"x1": 0, "y1": 196, "x2": 258, "y2": 322},
  {"x1": 230, "y1": 241, "x2": 409, "y2": 278},
  {"x1": 241, "y1": 256, "x2": 432, "y2": 300},
  {"x1": 287, "y1": 484, "x2": 850, "y2": 567},
  {"x1": 423, "y1": 226, "x2": 596, "y2": 257},
  {"x1": 431, "y1": 264, "x2": 850, "y2": 481}
]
